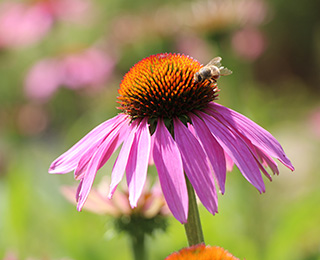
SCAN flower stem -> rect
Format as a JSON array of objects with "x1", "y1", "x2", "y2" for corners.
[
  {"x1": 129, "y1": 232, "x2": 146, "y2": 260},
  {"x1": 184, "y1": 175, "x2": 205, "y2": 246}
]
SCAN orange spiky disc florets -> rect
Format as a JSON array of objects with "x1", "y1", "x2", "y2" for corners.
[
  {"x1": 118, "y1": 53, "x2": 218, "y2": 119},
  {"x1": 165, "y1": 244, "x2": 240, "y2": 260}
]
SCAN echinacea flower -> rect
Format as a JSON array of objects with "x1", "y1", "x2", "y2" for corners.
[
  {"x1": 49, "y1": 53, "x2": 294, "y2": 224},
  {"x1": 165, "y1": 244, "x2": 240, "y2": 260}
]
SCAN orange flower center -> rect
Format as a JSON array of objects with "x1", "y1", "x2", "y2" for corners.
[
  {"x1": 118, "y1": 53, "x2": 218, "y2": 119},
  {"x1": 165, "y1": 244, "x2": 240, "y2": 260}
]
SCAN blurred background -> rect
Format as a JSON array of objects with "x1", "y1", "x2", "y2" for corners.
[{"x1": 0, "y1": 0, "x2": 320, "y2": 259}]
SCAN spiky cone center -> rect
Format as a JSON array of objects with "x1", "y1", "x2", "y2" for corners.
[
  {"x1": 118, "y1": 53, "x2": 219, "y2": 120},
  {"x1": 165, "y1": 244, "x2": 240, "y2": 260}
]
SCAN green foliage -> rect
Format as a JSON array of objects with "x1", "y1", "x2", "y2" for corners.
[{"x1": 1, "y1": 0, "x2": 320, "y2": 259}]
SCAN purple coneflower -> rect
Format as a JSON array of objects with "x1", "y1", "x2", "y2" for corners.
[{"x1": 49, "y1": 53, "x2": 294, "y2": 224}]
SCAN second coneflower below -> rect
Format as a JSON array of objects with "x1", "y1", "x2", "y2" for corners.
[
  {"x1": 165, "y1": 244, "x2": 240, "y2": 260},
  {"x1": 49, "y1": 53, "x2": 294, "y2": 224}
]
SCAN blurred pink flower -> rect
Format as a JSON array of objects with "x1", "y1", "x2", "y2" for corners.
[
  {"x1": 232, "y1": 27, "x2": 266, "y2": 61},
  {"x1": 0, "y1": 0, "x2": 91, "y2": 49},
  {"x1": 107, "y1": 0, "x2": 268, "y2": 49},
  {"x1": 47, "y1": 0, "x2": 92, "y2": 23},
  {"x1": 175, "y1": 34, "x2": 212, "y2": 63},
  {"x1": 61, "y1": 179, "x2": 169, "y2": 218},
  {"x1": 60, "y1": 48, "x2": 114, "y2": 89},
  {"x1": 25, "y1": 48, "x2": 115, "y2": 102},
  {"x1": 24, "y1": 58, "x2": 62, "y2": 101},
  {"x1": 0, "y1": 2, "x2": 53, "y2": 48}
]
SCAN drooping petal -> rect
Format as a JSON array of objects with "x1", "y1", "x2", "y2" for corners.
[
  {"x1": 174, "y1": 118, "x2": 218, "y2": 215},
  {"x1": 108, "y1": 121, "x2": 138, "y2": 198},
  {"x1": 75, "y1": 179, "x2": 83, "y2": 202},
  {"x1": 73, "y1": 142, "x2": 103, "y2": 180},
  {"x1": 76, "y1": 124, "x2": 125, "y2": 210},
  {"x1": 255, "y1": 148, "x2": 279, "y2": 175},
  {"x1": 208, "y1": 103, "x2": 294, "y2": 170},
  {"x1": 126, "y1": 118, "x2": 151, "y2": 208},
  {"x1": 198, "y1": 111, "x2": 266, "y2": 193},
  {"x1": 228, "y1": 129, "x2": 273, "y2": 182},
  {"x1": 74, "y1": 116, "x2": 130, "y2": 180},
  {"x1": 49, "y1": 114, "x2": 129, "y2": 174},
  {"x1": 225, "y1": 151, "x2": 234, "y2": 172},
  {"x1": 190, "y1": 114, "x2": 227, "y2": 194},
  {"x1": 153, "y1": 119, "x2": 188, "y2": 224}
]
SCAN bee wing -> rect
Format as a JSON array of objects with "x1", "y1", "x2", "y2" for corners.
[
  {"x1": 206, "y1": 56, "x2": 222, "y2": 67},
  {"x1": 219, "y1": 67, "x2": 233, "y2": 76}
]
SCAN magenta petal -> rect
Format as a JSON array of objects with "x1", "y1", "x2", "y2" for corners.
[
  {"x1": 74, "y1": 116, "x2": 130, "y2": 180},
  {"x1": 76, "y1": 124, "x2": 125, "y2": 210},
  {"x1": 49, "y1": 114, "x2": 129, "y2": 174},
  {"x1": 209, "y1": 103, "x2": 294, "y2": 171},
  {"x1": 76, "y1": 141, "x2": 110, "y2": 210},
  {"x1": 73, "y1": 143, "x2": 102, "y2": 180},
  {"x1": 108, "y1": 121, "x2": 138, "y2": 199},
  {"x1": 174, "y1": 118, "x2": 218, "y2": 215},
  {"x1": 190, "y1": 114, "x2": 226, "y2": 194},
  {"x1": 126, "y1": 118, "x2": 151, "y2": 208},
  {"x1": 235, "y1": 132, "x2": 273, "y2": 182},
  {"x1": 256, "y1": 148, "x2": 279, "y2": 175},
  {"x1": 75, "y1": 179, "x2": 83, "y2": 203},
  {"x1": 198, "y1": 111, "x2": 266, "y2": 193},
  {"x1": 153, "y1": 119, "x2": 188, "y2": 224},
  {"x1": 225, "y1": 151, "x2": 234, "y2": 172}
]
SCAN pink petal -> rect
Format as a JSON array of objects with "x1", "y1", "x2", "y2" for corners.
[
  {"x1": 209, "y1": 103, "x2": 294, "y2": 170},
  {"x1": 126, "y1": 118, "x2": 151, "y2": 208},
  {"x1": 73, "y1": 141, "x2": 104, "y2": 180},
  {"x1": 225, "y1": 151, "x2": 234, "y2": 172},
  {"x1": 75, "y1": 179, "x2": 83, "y2": 202},
  {"x1": 153, "y1": 119, "x2": 188, "y2": 224},
  {"x1": 231, "y1": 130, "x2": 273, "y2": 182},
  {"x1": 108, "y1": 121, "x2": 138, "y2": 198},
  {"x1": 148, "y1": 136, "x2": 155, "y2": 165},
  {"x1": 76, "y1": 122, "x2": 127, "y2": 210},
  {"x1": 190, "y1": 114, "x2": 226, "y2": 194},
  {"x1": 49, "y1": 114, "x2": 128, "y2": 174},
  {"x1": 198, "y1": 111, "x2": 266, "y2": 193},
  {"x1": 255, "y1": 148, "x2": 279, "y2": 175},
  {"x1": 174, "y1": 118, "x2": 218, "y2": 215}
]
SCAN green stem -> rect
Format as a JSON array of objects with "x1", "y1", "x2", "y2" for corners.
[
  {"x1": 129, "y1": 232, "x2": 146, "y2": 260},
  {"x1": 184, "y1": 175, "x2": 205, "y2": 246}
]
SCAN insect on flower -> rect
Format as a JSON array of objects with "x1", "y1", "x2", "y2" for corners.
[
  {"x1": 49, "y1": 53, "x2": 294, "y2": 224},
  {"x1": 193, "y1": 57, "x2": 232, "y2": 84}
]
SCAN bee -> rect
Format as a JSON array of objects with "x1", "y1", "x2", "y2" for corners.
[{"x1": 194, "y1": 57, "x2": 232, "y2": 84}]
